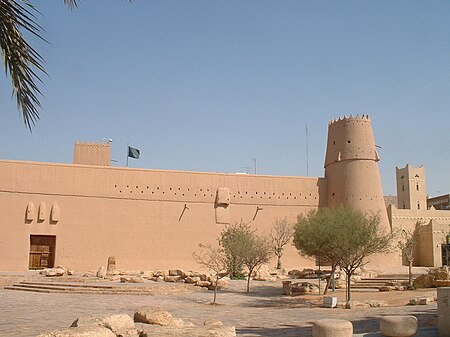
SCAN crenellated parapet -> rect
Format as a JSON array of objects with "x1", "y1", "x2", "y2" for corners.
[
  {"x1": 328, "y1": 114, "x2": 371, "y2": 126},
  {"x1": 325, "y1": 114, "x2": 379, "y2": 167},
  {"x1": 73, "y1": 141, "x2": 111, "y2": 166}
]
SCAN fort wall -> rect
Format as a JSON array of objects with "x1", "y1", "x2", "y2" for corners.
[{"x1": 0, "y1": 160, "x2": 326, "y2": 271}]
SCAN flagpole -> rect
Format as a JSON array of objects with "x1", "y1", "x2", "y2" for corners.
[{"x1": 126, "y1": 143, "x2": 129, "y2": 167}]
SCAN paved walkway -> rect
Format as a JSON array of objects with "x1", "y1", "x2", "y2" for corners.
[{"x1": 0, "y1": 278, "x2": 439, "y2": 337}]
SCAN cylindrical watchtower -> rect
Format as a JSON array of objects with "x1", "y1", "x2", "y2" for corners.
[{"x1": 324, "y1": 115, "x2": 391, "y2": 233}]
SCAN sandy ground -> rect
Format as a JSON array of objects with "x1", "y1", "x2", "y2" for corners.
[{"x1": 0, "y1": 269, "x2": 440, "y2": 337}]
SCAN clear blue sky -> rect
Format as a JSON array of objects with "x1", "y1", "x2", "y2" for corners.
[{"x1": 0, "y1": 0, "x2": 449, "y2": 196}]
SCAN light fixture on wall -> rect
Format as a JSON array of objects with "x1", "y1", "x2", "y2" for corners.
[
  {"x1": 179, "y1": 204, "x2": 189, "y2": 221},
  {"x1": 253, "y1": 206, "x2": 263, "y2": 221}
]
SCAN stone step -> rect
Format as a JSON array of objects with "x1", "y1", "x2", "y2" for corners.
[{"x1": 5, "y1": 282, "x2": 157, "y2": 295}]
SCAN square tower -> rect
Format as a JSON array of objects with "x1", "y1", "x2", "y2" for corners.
[{"x1": 396, "y1": 164, "x2": 426, "y2": 210}]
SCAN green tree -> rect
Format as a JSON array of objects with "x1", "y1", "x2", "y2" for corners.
[
  {"x1": 337, "y1": 209, "x2": 393, "y2": 301},
  {"x1": 192, "y1": 243, "x2": 228, "y2": 304},
  {"x1": 242, "y1": 234, "x2": 273, "y2": 293},
  {"x1": 271, "y1": 218, "x2": 294, "y2": 269},
  {"x1": 219, "y1": 221, "x2": 254, "y2": 279},
  {"x1": 294, "y1": 207, "x2": 394, "y2": 301},
  {"x1": 293, "y1": 209, "x2": 344, "y2": 295}
]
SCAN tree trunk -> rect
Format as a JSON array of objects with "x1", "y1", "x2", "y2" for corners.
[
  {"x1": 212, "y1": 275, "x2": 219, "y2": 304},
  {"x1": 323, "y1": 265, "x2": 336, "y2": 295},
  {"x1": 246, "y1": 269, "x2": 253, "y2": 293},
  {"x1": 276, "y1": 255, "x2": 282, "y2": 269},
  {"x1": 408, "y1": 260, "x2": 413, "y2": 287},
  {"x1": 346, "y1": 271, "x2": 352, "y2": 302}
]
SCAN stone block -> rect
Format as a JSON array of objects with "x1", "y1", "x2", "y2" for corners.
[
  {"x1": 312, "y1": 319, "x2": 353, "y2": 337},
  {"x1": 323, "y1": 296, "x2": 337, "y2": 308},
  {"x1": 438, "y1": 287, "x2": 450, "y2": 337},
  {"x1": 380, "y1": 315, "x2": 418, "y2": 337}
]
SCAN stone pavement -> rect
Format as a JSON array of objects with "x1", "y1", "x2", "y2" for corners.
[{"x1": 0, "y1": 279, "x2": 439, "y2": 337}]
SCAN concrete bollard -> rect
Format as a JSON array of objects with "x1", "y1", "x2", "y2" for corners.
[
  {"x1": 312, "y1": 319, "x2": 353, "y2": 337},
  {"x1": 282, "y1": 280, "x2": 292, "y2": 295},
  {"x1": 380, "y1": 315, "x2": 418, "y2": 337},
  {"x1": 438, "y1": 287, "x2": 450, "y2": 337}
]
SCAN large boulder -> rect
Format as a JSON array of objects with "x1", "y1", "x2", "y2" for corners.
[
  {"x1": 134, "y1": 306, "x2": 175, "y2": 326},
  {"x1": 413, "y1": 274, "x2": 434, "y2": 288},
  {"x1": 96, "y1": 266, "x2": 107, "y2": 279},
  {"x1": 40, "y1": 267, "x2": 66, "y2": 277},
  {"x1": 71, "y1": 313, "x2": 138, "y2": 337}
]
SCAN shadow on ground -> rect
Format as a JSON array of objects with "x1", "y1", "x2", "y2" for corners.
[{"x1": 237, "y1": 324, "x2": 312, "y2": 337}]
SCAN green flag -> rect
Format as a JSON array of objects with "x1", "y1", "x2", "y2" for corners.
[{"x1": 128, "y1": 146, "x2": 140, "y2": 159}]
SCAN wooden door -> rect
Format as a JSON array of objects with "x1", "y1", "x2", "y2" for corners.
[{"x1": 29, "y1": 235, "x2": 56, "y2": 269}]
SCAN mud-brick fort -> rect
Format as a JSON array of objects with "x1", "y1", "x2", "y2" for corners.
[{"x1": 0, "y1": 115, "x2": 448, "y2": 271}]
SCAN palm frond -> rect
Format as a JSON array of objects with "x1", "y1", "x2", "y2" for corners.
[
  {"x1": 64, "y1": 0, "x2": 78, "y2": 9},
  {"x1": 0, "y1": 0, "x2": 46, "y2": 130}
]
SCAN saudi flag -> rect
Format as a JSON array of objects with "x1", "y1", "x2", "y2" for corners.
[{"x1": 128, "y1": 146, "x2": 140, "y2": 159}]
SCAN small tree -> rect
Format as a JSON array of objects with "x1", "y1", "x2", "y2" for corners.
[
  {"x1": 293, "y1": 207, "x2": 394, "y2": 301},
  {"x1": 397, "y1": 224, "x2": 422, "y2": 287},
  {"x1": 336, "y1": 210, "x2": 394, "y2": 302},
  {"x1": 242, "y1": 235, "x2": 273, "y2": 293},
  {"x1": 294, "y1": 209, "x2": 343, "y2": 294},
  {"x1": 193, "y1": 244, "x2": 228, "y2": 304},
  {"x1": 271, "y1": 218, "x2": 294, "y2": 269},
  {"x1": 219, "y1": 221, "x2": 254, "y2": 279}
]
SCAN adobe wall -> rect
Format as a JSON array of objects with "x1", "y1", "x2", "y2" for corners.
[
  {"x1": 387, "y1": 205, "x2": 450, "y2": 267},
  {"x1": 0, "y1": 160, "x2": 326, "y2": 271}
]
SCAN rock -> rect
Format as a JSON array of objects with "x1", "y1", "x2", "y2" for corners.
[
  {"x1": 365, "y1": 300, "x2": 388, "y2": 307},
  {"x1": 36, "y1": 326, "x2": 116, "y2": 337},
  {"x1": 72, "y1": 313, "x2": 138, "y2": 337},
  {"x1": 196, "y1": 280, "x2": 211, "y2": 288},
  {"x1": 164, "y1": 275, "x2": 182, "y2": 283},
  {"x1": 134, "y1": 306, "x2": 174, "y2": 326},
  {"x1": 67, "y1": 270, "x2": 74, "y2": 276},
  {"x1": 380, "y1": 315, "x2": 418, "y2": 337},
  {"x1": 430, "y1": 266, "x2": 450, "y2": 280},
  {"x1": 185, "y1": 276, "x2": 201, "y2": 284},
  {"x1": 208, "y1": 278, "x2": 229, "y2": 290},
  {"x1": 97, "y1": 266, "x2": 107, "y2": 279},
  {"x1": 169, "y1": 269, "x2": 184, "y2": 276},
  {"x1": 83, "y1": 272, "x2": 95, "y2": 278},
  {"x1": 345, "y1": 301, "x2": 370, "y2": 309},
  {"x1": 418, "y1": 297, "x2": 434, "y2": 305},
  {"x1": 336, "y1": 302, "x2": 347, "y2": 309},
  {"x1": 199, "y1": 274, "x2": 209, "y2": 281},
  {"x1": 292, "y1": 282, "x2": 321, "y2": 294},
  {"x1": 120, "y1": 277, "x2": 144, "y2": 283},
  {"x1": 40, "y1": 267, "x2": 66, "y2": 277},
  {"x1": 413, "y1": 274, "x2": 435, "y2": 288},
  {"x1": 153, "y1": 270, "x2": 168, "y2": 277},
  {"x1": 204, "y1": 319, "x2": 224, "y2": 327}
]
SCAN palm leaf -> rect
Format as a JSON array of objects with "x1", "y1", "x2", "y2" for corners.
[{"x1": 0, "y1": 0, "x2": 48, "y2": 129}]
